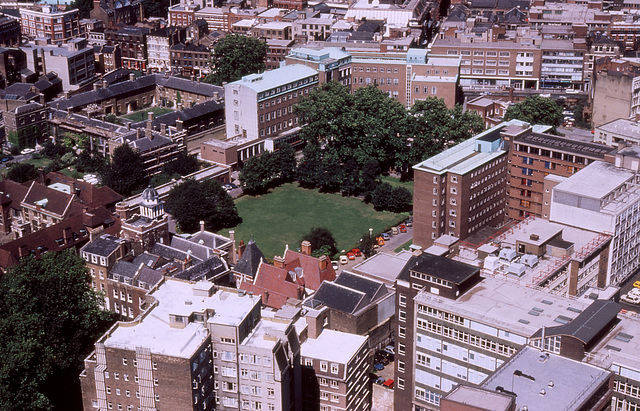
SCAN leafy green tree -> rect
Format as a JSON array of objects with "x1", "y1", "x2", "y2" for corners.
[
  {"x1": 358, "y1": 234, "x2": 378, "y2": 258},
  {"x1": 239, "y1": 151, "x2": 277, "y2": 194},
  {"x1": 163, "y1": 151, "x2": 200, "y2": 176},
  {"x1": 42, "y1": 140, "x2": 68, "y2": 159},
  {"x1": 76, "y1": 148, "x2": 106, "y2": 173},
  {"x1": 104, "y1": 113, "x2": 122, "y2": 125},
  {"x1": 400, "y1": 98, "x2": 484, "y2": 180},
  {"x1": 0, "y1": 250, "x2": 114, "y2": 410},
  {"x1": 370, "y1": 183, "x2": 412, "y2": 212},
  {"x1": 165, "y1": 178, "x2": 241, "y2": 232},
  {"x1": 203, "y1": 35, "x2": 267, "y2": 86},
  {"x1": 7, "y1": 163, "x2": 38, "y2": 183},
  {"x1": 99, "y1": 144, "x2": 148, "y2": 196},
  {"x1": 300, "y1": 227, "x2": 338, "y2": 257},
  {"x1": 297, "y1": 144, "x2": 324, "y2": 188},
  {"x1": 504, "y1": 95, "x2": 564, "y2": 129},
  {"x1": 275, "y1": 143, "x2": 297, "y2": 182}
]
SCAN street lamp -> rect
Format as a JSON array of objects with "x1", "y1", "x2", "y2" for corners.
[{"x1": 369, "y1": 228, "x2": 373, "y2": 238}]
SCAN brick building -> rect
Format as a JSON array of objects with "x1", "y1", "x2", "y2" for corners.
[
  {"x1": 507, "y1": 130, "x2": 616, "y2": 219},
  {"x1": 412, "y1": 121, "x2": 519, "y2": 249},
  {"x1": 0, "y1": 15, "x2": 21, "y2": 46},
  {"x1": 90, "y1": 0, "x2": 143, "y2": 28},
  {"x1": 2, "y1": 101, "x2": 47, "y2": 150},
  {"x1": 168, "y1": 4, "x2": 200, "y2": 27},
  {"x1": 147, "y1": 26, "x2": 186, "y2": 73},
  {"x1": 20, "y1": 6, "x2": 83, "y2": 43},
  {"x1": 170, "y1": 42, "x2": 211, "y2": 77},
  {"x1": 300, "y1": 328, "x2": 371, "y2": 411},
  {"x1": 105, "y1": 27, "x2": 149, "y2": 71}
]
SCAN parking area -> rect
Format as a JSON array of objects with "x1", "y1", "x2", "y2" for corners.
[
  {"x1": 619, "y1": 273, "x2": 640, "y2": 313},
  {"x1": 370, "y1": 351, "x2": 395, "y2": 411}
]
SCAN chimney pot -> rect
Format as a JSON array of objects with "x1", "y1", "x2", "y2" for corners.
[
  {"x1": 301, "y1": 240, "x2": 311, "y2": 255},
  {"x1": 274, "y1": 256, "x2": 285, "y2": 269}
]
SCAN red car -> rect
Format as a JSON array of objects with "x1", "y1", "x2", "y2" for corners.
[
  {"x1": 399, "y1": 224, "x2": 407, "y2": 233},
  {"x1": 352, "y1": 248, "x2": 362, "y2": 257},
  {"x1": 347, "y1": 252, "x2": 355, "y2": 260},
  {"x1": 383, "y1": 379, "x2": 394, "y2": 388}
]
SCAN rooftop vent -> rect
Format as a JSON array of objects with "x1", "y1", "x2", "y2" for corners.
[
  {"x1": 548, "y1": 381, "x2": 554, "y2": 388},
  {"x1": 539, "y1": 389, "x2": 546, "y2": 396},
  {"x1": 530, "y1": 234, "x2": 539, "y2": 241}
]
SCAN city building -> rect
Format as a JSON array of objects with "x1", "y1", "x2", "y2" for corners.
[
  {"x1": 300, "y1": 328, "x2": 371, "y2": 411},
  {"x1": 239, "y1": 241, "x2": 336, "y2": 309},
  {"x1": 0, "y1": 15, "x2": 21, "y2": 46},
  {"x1": 105, "y1": 27, "x2": 149, "y2": 71},
  {"x1": 507, "y1": 129, "x2": 616, "y2": 219},
  {"x1": 80, "y1": 279, "x2": 302, "y2": 411},
  {"x1": 93, "y1": 44, "x2": 121, "y2": 73},
  {"x1": 393, "y1": 248, "x2": 594, "y2": 410},
  {"x1": 549, "y1": 158, "x2": 640, "y2": 286},
  {"x1": 20, "y1": 6, "x2": 83, "y2": 43},
  {"x1": 412, "y1": 121, "x2": 519, "y2": 249},
  {"x1": 481, "y1": 346, "x2": 613, "y2": 411},
  {"x1": 90, "y1": 0, "x2": 143, "y2": 28},
  {"x1": 146, "y1": 26, "x2": 186, "y2": 73},
  {"x1": 303, "y1": 271, "x2": 395, "y2": 350},
  {"x1": 118, "y1": 186, "x2": 170, "y2": 252},
  {"x1": 22, "y1": 38, "x2": 96, "y2": 90},
  {"x1": 595, "y1": 118, "x2": 640, "y2": 146},
  {"x1": 170, "y1": 42, "x2": 211, "y2": 77},
  {"x1": 465, "y1": 96, "x2": 510, "y2": 129},
  {"x1": 168, "y1": 4, "x2": 201, "y2": 27},
  {"x1": 2, "y1": 101, "x2": 47, "y2": 149}
]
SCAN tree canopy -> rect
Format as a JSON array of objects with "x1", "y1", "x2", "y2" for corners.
[
  {"x1": 239, "y1": 146, "x2": 297, "y2": 195},
  {"x1": 203, "y1": 35, "x2": 267, "y2": 85},
  {"x1": 0, "y1": 250, "x2": 113, "y2": 410},
  {"x1": 6, "y1": 163, "x2": 38, "y2": 183},
  {"x1": 164, "y1": 178, "x2": 241, "y2": 233},
  {"x1": 504, "y1": 95, "x2": 564, "y2": 129},
  {"x1": 300, "y1": 227, "x2": 338, "y2": 257},
  {"x1": 99, "y1": 144, "x2": 148, "y2": 196},
  {"x1": 163, "y1": 151, "x2": 200, "y2": 177}
]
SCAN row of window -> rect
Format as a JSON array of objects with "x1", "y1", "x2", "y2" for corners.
[
  {"x1": 304, "y1": 358, "x2": 340, "y2": 374},
  {"x1": 448, "y1": 50, "x2": 511, "y2": 57}
]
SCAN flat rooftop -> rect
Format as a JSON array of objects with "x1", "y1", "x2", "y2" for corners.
[
  {"x1": 444, "y1": 385, "x2": 514, "y2": 411},
  {"x1": 482, "y1": 346, "x2": 611, "y2": 411},
  {"x1": 301, "y1": 329, "x2": 367, "y2": 364},
  {"x1": 515, "y1": 132, "x2": 614, "y2": 159},
  {"x1": 103, "y1": 279, "x2": 259, "y2": 358},
  {"x1": 243, "y1": 312, "x2": 291, "y2": 350},
  {"x1": 415, "y1": 276, "x2": 593, "y2": 337},
  {"x1": 351, "y1": 250, "x2": 413, "y2": 284},
  {"x1": 587, "y1": 312, "x2": 640, "y2": 376},
  {"x1": 597, "y1": 118, "x2": 640, "y2": 140},
  {"x1": 553, "y1": 161, "x2": 634, "y2": 200},
  {"x1": 232, "y1": 64, "x2": 318, "y2": 93}
]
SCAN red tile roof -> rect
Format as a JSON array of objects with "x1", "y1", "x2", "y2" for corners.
[
  {"x1": 22, "y1": 181, "x2": 77, "y2": 218},
  {"x1": 283, "y1": 248, "x2": 336, "y2": 290},
  {"x1": 43, "y1": 172, "x2": 123, "y2": 209}
]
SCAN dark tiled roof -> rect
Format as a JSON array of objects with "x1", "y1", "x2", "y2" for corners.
[
  {"x1": 234, "y1": 238, "x2": 265, "y2": 278},
  {"x1": 132, "y1": 252, "x2": 162, "y2": 268},
  {"x1": 111, "y1": 260, "x2": 139, "y2": 278},
  {"x1": 307, "y1": 281, "x2": 367, "y2": 314},
  {"x1": 81, "y1": 234, "x2": 122, "y2": 257},
  {"x1": 0, "y1": 179, "x2": 29, "y2": 210},
  {"x1": 532, "y1": 300, "x2": 621, "y2": 347},
  {"x1": 398, "y1": 253, "x2": 479, "y2": 285},
  {"x1": 173, "y1": 255, "x2": 228, "y2": 281},
  {"x1": 334, "y1": 271, "x2": 383, "y2": 301},
  {"x1": 44, "y1": 172, "x2": 122, "y2": 208}
]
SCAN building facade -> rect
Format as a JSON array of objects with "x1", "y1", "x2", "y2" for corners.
[{"x1": 20, "y1": 6, "x2": 83, "y2": 43}]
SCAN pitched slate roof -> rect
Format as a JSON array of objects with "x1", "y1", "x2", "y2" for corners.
[
  {"x1": 173, "y1": 255, "x2": 228, "y2": 282},
  {"x1": 307, "y1": 281, "x2": 368, "y2": 314},
  {"x1": 398, "y1": 252, "x2": 479, "y2": 285},
  {"x1": 0, "y1": 179, "x2": 29, "y2": 211},
  {"x1": 81, "y1": 234, "x2": 123, "y2": 257},
  {"x1": 531, "y1": 299, "x2": 621, "y2": 347},
  {"x1": 234, "y1": 238, "x2": 265, "y2": 278},
  {"x1": 43, "y1": 172, "x2": 122, "y2": 209}
]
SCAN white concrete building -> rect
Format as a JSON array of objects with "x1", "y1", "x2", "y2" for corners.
[{"x1": 549, "y1": 157, "x2": 640, "y2": 285}]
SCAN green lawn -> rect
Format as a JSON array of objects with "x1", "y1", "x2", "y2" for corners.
[
  {"x1": 121, "y1": 107, "x2": 174, "y2": 122},
  {"x1": 59, "y1": 167, "x2": 84, "y2": 179},
  {"x1": 219, "y1": 183, "x2": 410, "y2": 259},
  {"x1": 380, "y1": 175, "x2": 413, "y2": 194},
  {"x1": 24, "y1": 158, "x2": 54, "y2": 169}
]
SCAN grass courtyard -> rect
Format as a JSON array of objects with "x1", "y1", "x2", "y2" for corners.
[
  {"x1": 218, "y1": 183, "x2": 410, "y2": 259},
  {"x1": 121, "y1": 107, "x2": 174, "y2": 122}
]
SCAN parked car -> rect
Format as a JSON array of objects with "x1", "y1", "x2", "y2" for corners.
[
  {"x1": 391, "y1": 226, "x2": 399, "y2": 235},
  {"x1": 621, "y1": 293, "x2": 640, "y2": 304},
  {"x1": 20, "y1": 148, "x2": 34, "y2": 155},
  {"x1": 375, "y1": 377, "x2": 385, "y2": 385},
  {"x1": 373, "y1": 363, "x2": 384, "y2": 372},
  {"x1": 347, "y1": 252, "x2": 355, "y2": 260},
  {"x1": 383, "y1": 379, "x2": 394, "y2": 388},
  {"x1": 383, "y1": 345, "x2": 395, "y2": 355},
  {"x1": 633, "y1": 281, "x2": 640, "y2": 288},
  {"x1": 223, "y1": 183, "x2": 233, "y2": 192},
  {"x1": 0, "y1": 155, "x2": 13, "y2": 163},
  {"x1": 376, "y1": 236, "x2": 385, "y2": 246},
  {"x1": 340, "y1": 255, "x2": 348, "y2": 264},
  {"x1": 381, "y1": 232, "x2": 390, "y2": 241},
  {"x1": 331, "y1": 261, "x2": 339, "y2": 270},
  {"x1": 352, "y1": 248, "x2": 362, "y2": 257},
  {"x1": 405, "y1": 219, "x2": 412, "y2": 227},
  {"x1": 399, "y1": 224, "x2": 407, "y2": 233},
  {"x1": 629, "y1": 287, "x2": 640, "y2": 297}
]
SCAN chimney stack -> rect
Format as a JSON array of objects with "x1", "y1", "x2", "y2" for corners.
[
  {"x1": 129, "y1": 72, "x2": 135, "y2": 82},
  {"x1": 301, "y1": 240, "x2": 311, "y2": 256},
  {"x1": 38, "y1": 167, "x2": 46, "y2": 185},
  {"x1": 160, "y1": 123, "x2": 167, "y2": 135},
  {"x1": 146, "y1": 111, "x2": 154, "y2": 130},
  {"x1": 318, "y1": 255, "x2": 328, "y2": 270},
  {"x1": 229, "y1": 230, "x2": 237, "y2": 264},
  {"x1": 200, "y1": 220, "x2": 205, "y2": 232},
  {"x1": 274, "y1": 255, "x2": 285, "y2": 269}
]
